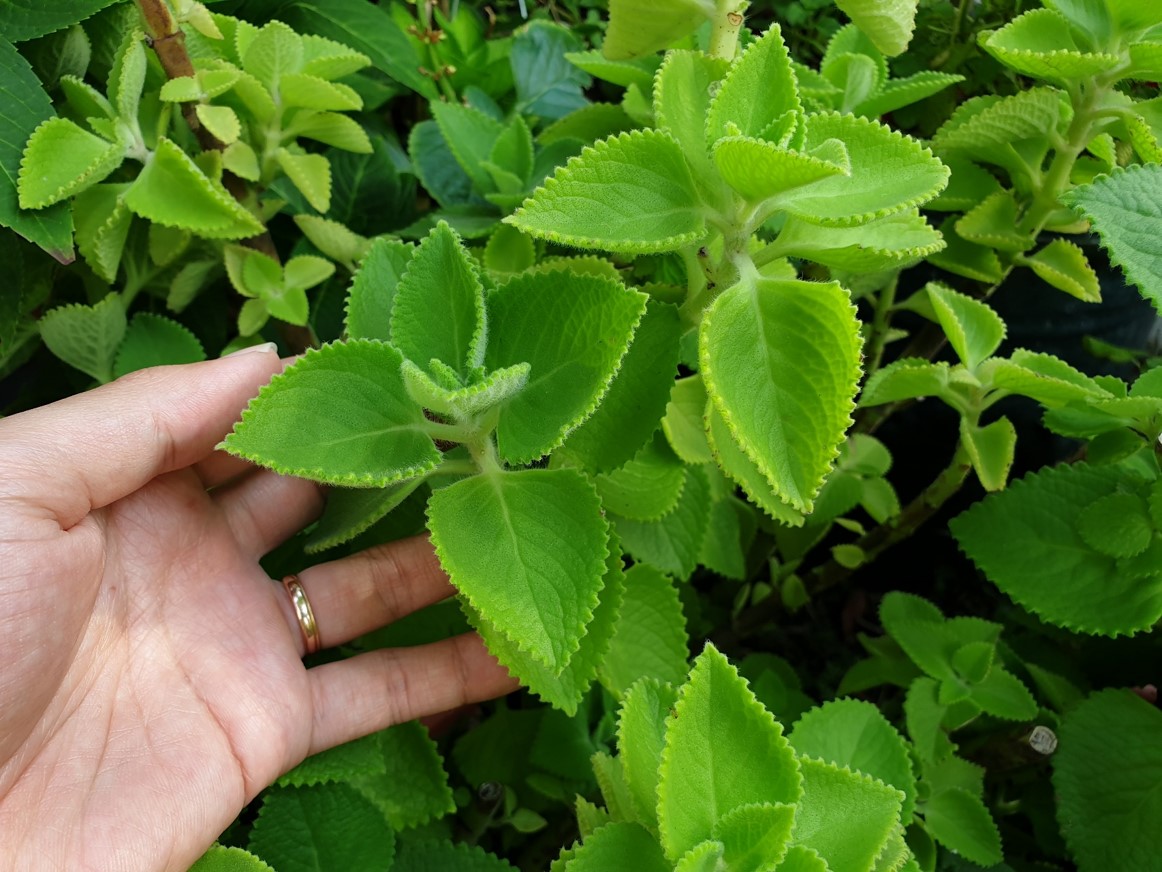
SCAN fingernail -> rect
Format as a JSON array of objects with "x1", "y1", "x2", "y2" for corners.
[{"x1": 224, "y1": 342, "x2": 278, "y2": 358}]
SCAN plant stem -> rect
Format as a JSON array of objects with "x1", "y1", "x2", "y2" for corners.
[
  {"x1": 862, "y1": 273, "x2": 900, "y2": 381},
  {"x1": 735, "y1": 442, "x2": 974, "y2": 636},
  {"x1": 708, "y1": 0, "x2": 746, "y2": 60}
]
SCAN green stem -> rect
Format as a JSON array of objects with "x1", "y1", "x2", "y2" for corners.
[
  {"x1": 708, "y1": 0, "x2": 746, "y2": 60},
  {"x1": 423, "y1": 419, "x2": 476, "y2": 443},
  {"x1": 417, "y1": 0, "x2": 457, "y2": 101},
  {"x1": 735, "y1": 441, "x2": 974, "y2": 636},
  {"x1": 862, "y1": 273, "x2": 900, "y2": 381}
]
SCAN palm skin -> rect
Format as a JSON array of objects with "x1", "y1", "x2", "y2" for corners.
[{"x1": 0, "y1": 349, "x2": 515, "y2": 871}]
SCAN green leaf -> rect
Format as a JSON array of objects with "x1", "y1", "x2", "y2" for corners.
[
  {"x1": 926, "y1": 218, "x2": 1004, "y2": 283},
  {"x1": 483, "y1": 224, "x2": 536, "y2": 275},
  {"x1": 108, "y1": 30, "x2": 146, "y2": 122},
  {"x1": 18, "y1": 116, "x2": 123, "y2": 209},
  {"x1": 223, "y1": 340, "x2": 439, "y2": 487},
  {"x1": 933, "y1": 89, "x2": 1067, "y2": 176},
  {"x1": 592, "y1": 750, "x2": 638, "y2": 823},
  {"x1": 713, "y1": 803, "x2": 796, "y2": 872},
  {"x1": 247, "y1": 783, "x2": 395, "y2": 872},
  {"x1": 617, "y1": 678, "x2": 679, "y2": 828},
  {"x1": 860, "y1": 359, "x2": 951, "y2": 406},
  {"x1": 305, "y1": 477, "x2": 425, "y2": 553},
  {"x1": 38, "y1": 293, "x2": 126, "y2": 382},
  {"x1": 951, "y1": 462, "x2": 1162, "y2": 635},
  {"x1": 295, "y1": 111, "x2": 371, "y2": 153},
  {"x1": 564, "y1": 822, "x2": 670, "y2": 871},
  {"x1": 428, "y1": 468, "x2": 609, "y2": 673},
  {"x1": 706, "y1": 403, "x2": 805, "y2": 527},
  {"x1": 713, "y1": 136, "x2": 849, "y2": 204},
  {"x1": 0, "y1": 0, "x2": 119, "y2": 42},
  {"x1": 600, "y1": 564, "x2": 690, "y2": 696},
  {"x1": 613, "y1": 463, "x2": 711, "y2": 579},
  {"x1": 674, "y1": 841, "x2": 725, "y2": 872},
  {"x1": 595, "y1": 434, "x2": 686, "y2": 521},
  {"x1": 277, "y1": 148, "x2": 331, "y2": 213},
  {"x1": 1075, "y1": 491, "x2": 1154, "y2": 558},
  {"x1": 925, "y1": 283, "x2": 1005, "y2": 370},
  {"x1": 602, "y1": 0, "x2": 713, "y2": 60},
  {"x1": 507, "y1": 129, "x2": 705, "y2": 254},
  {"x1": 280, "y1": 0, "x2": 436, "y2": 99},
  {"x1": 242, "y1": 21, "x2": 303, "y2": 90},
  {"x1": 1062, "y1": 164, "x2": 1162, "y2": 314},
  {"x1": 189, "y1": 846, "x2": 276, "y2": 872},
  {"x1": 559, "y1": 301, "x2": 682, "y2": 473},
  {"x1": 834, "y1": 0, "x2": 919, "y2": 56},
  {"x1": 701, "y1": 276, "x2": 862, "y2": 513},
  {"x1": 113, "y1": 313, "x2": 205, "y2": 378},
  {"x1": 349, "y1": 721, "x2": 455, "y2": 829},
  {"x1": 776, "y1": 112, "x2": 949, "y2": 227},
  {"x1": 791, "y1": 756, "x2": 904, "y2": 872},
  {"x1": 403, "y1": 360, "x2": 530, "y2": 419},
  {"x1": 485, "y1": 269, "x2": 647, "y2": 464},
  {"x1": 790, "y1": 699, "x2": 917, "y2": 821},
  {"x1": 1021, "y1": 238, "x2": 1101, "y2": 302},
  {"x1": 125, "y1": 138, "x2": 263, "y2": 239},
  {"x1": 0, "y1": 37, "x2": 73, "y2": 258},
  {"x1": 979, "y1": 9, "x2": 1119, "y2": 81},
  {"x1": 880, "y1": 592, "x2": 1000, "y2": 684},
  {"x1": 390, "y1": 221, "x2": 484, "y2": 375},
  {"x1": 657, "y1": 644, "x2": 802, "y2": 860},
  {"x1": 700, "y1": 494, "x2": 752, "y2": 580},
  {"x1": 968, "y1": 665, "x2": 1038, "y2": 721},
  {"x1": 653, "y1": 50, "x2": 730, "y2": 205},
  {"x1": 960, "y1": 416, "x2": 1016, "y2": 492},
  {"x1": 465, "y1": 543, "x2": 624, "y2": 714},
  {"x1": 1055, "y1": 690, "x2": 1162, "y2": 872},
  {"x1": 663, "y1": 376, "x2": 714, "y2": 465},
  {"x1": 905, "y1": 678, "x2": 955, "y2": 762},
  {"x1": 566, "y1": 49, "x2": 659, "y2": 91},
  {"x1": 770, "y1": 210, "x2": 945, "y2": 273},
  {"x1": 277, "y1": 733, "x2": 384, "y2": 788},
  {"x1": 777, "y1": 846, "x2": 830, "y2": 872},
  {"x1": 345, "y1": 237, "x2": 414, "y2": 342},
  {"x1": 196, "y1": 104, "x2": 241, "y2": 144},
  {"x1": 707, "y1": 25, "x2": 801, "y2": 143},
  {"x1": 294, "y1": 215, "x2": 370, "y2": 268},
  {"x1": 73, "y1": 182, "x2": 132, "y2": 282},
  {"x1": 430, "y1": 100, "x2": 506, "y2": 193},
  {"x1": 984, "y1": 349, "x2": 1112, "y2": 407},
  {"x1": 921, "y1": 788, "x2": 1002, "y2": 867},
  {"x1": 511, "y1": 21, "x2": 590, "y2": 121},
  {"x1": 280, "y1": 73, "x2": 361, "y2": 112},
  {"x1": 954, "y1": 190, "x2": 1033, "y2": 253}
]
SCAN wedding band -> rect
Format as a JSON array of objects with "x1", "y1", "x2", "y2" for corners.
[{"x1": 282, "y1": 575, "x2": 321, "y2": 655}]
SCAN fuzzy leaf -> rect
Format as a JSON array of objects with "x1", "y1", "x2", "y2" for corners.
[
  {"x1": 38, "y1": 293, "x2": 126, "y2": 383},
  {"x1": 195, "y1": 104, "x2": 240, "y2": 144},
  {"x1": 18, "y1": 116, "x2": 123, "y2": 209},
  {"x1": 465, "y1": 544, "x2": 623, "y2": 714},
  {"x1": 834, "y1": 0, "x2": 918, "y2": 56},
  {"x1": 776, "y1": 112, "x2": 948, "y2": 227},
  {"x1": 395, "y1": 840, "x2": 516, "y2": 871},
  {"x1": 73, "y1": 183, "x2": 132, "y2": 282},
  {"x1": 113, "y1": 313, "x2": 205, "y2": 377},
  {"x1": 189, "y1": 847, "x2": 276, "y2": 872},
  {"x1": 559, "y1": 300, "x2": 682, "y2": 473},
  {"x1": 960, "y1": 416, "x2": 1016, "y2": 492},
  {"x1": 280, "y1": 73, "x2": 361, "y2": 111},
  {"x1": 778, "y1": 846, "x2": 830, "y2": 872},
  {"x1": 595, "y1": 434, "x2": 686, "y2": 521},
  {"x1": 430, "y1": 100, "x2": 506, "y2": 193},
  {"x1": 618, "y1": 678, "x2": 679, "y2": 827},
  {"x1": 772, "y1": 210, "x2": 945, "y2": 273},
  {"x1": 905, "y1": 677, "x2": 954, "y2": 762},
  {"x1": 1055, "y1": 690, "x2": 1162, "y2": 872},
  {"x1": 927, "y1": 218, "x2": 1004, "y2": 283},
  {"x1": 402, "y1": 361, "x2": 531, "y2": 419},
  {"x1": 390, "y1": 221, "x2": 484, "y2": 375},
  {"x1": 933, "y1": 89, "x2": 1067, "y2": 173},
  {"x1": 653, "y1": 51, "x2": 730, "y2": 204},
  {"x1": 125, "y1": 138, "x2": 263, "y2": 238},
  {"x1": 791, "y1": 756, "x2": 904, "y2": 872},
  {"x1": 921, "y1": 788, "x2": 1002, "y2": 867},
  {"x1": 344, "y1": 237, "x2": 414, "y2": 342},
  {"x1": 955, "y1": 190, "x2": 1032, "y2": 252},
  {"x1": 657, "y1": 645, "x2": 801, "y2": 861},
  {"x1": 243, "y1": 21, "x2": 303, "y2": 90},
  {"x1": 985, "y1": 350, "x2": 1111, "y2": 407},
  {"x1": 295, "y1": 111, "x2": 371, "y2": 153},
  {"x1": 790, "y1": 699, "x2": 917, "y2": 821},
  {"x1": 1076, "y1": 491, "x2": 1154, "y2": 558},
  {"x1": 712, "y1": 803, "x2": 796, "y2": 872},
  {"x1": 223, "y1": 341, "x2": 439, "y2": 487},
  {"x1": 277, "y1": 733, "x2": 384, "y2": 788},
  {"x1": 602, "y1": 0, "x2": 713, "y2": 60},
  {"x1": 247, "y1": 783, "x2": 394, "y2": 872},
  {"x1": 277, "y1": 148, "x2": 331, "y2": 213},
  {"x1": 663, "y1": 376, "x2": 714, "y2": 465},
  {"x1": 674, "y1": 841, "x2": 725, "y2": 871},
  {"x1": 925, "y1": 283, "x2": 1005, "y2": 370},
  {"x1": 951, "y1": 463, "x2": 1162, "y2": 635},
  {"x1": 1022, "y1": 238, "x2": 1101, "y2": 302},
  {"x1": 880, "y1": 592, "x2": 1000, "y2": 683},
  {"x1": 427, "y1": 468, "x2": 609, "y2": 673},
  {"x1": 485, "y1": 269, "x2": 648, "y2": 464},
  {"x1": 1062, "y1": 164, "x2": 1162, "y2": 314},
  {"x1": 305, "y1": 478, "x2": 425, "y2": 553},
  {"x1": 507, "y1": 129, "x2": 705, "y2": 254},
  {"x1": 701, "y1": 277, "x2": 862, "y2": 513},
  {"x1": 564, "y1": 822, "x2": 670, "y2": 871},
  {"x1": 511, "y1": 22, "x2": 590, "y2": 121},
  {"x1": 713, "y1": 136, "x2": 849, "y2": 204},
  {"x1": 601, "y1": 564, "x2": 690, "y2": 696},
  {"x1": 707, "y1": 25, "x2": 801, "y2": 142},
  {"x1": 860, "y1": 359, "x2": 951, "y2": 406},
  {"x1": 614, "y1": 464, "x2": 711, "y2": 580},
  {"x1": 706, "y1": 404, "x2": 804, "y2": 527},
  {"x1": 348, "y1": 721, "x2": 455, "y2": 829},
  {"x1": 979, "y1": 9, "x2": 1119, "y2": 81}
]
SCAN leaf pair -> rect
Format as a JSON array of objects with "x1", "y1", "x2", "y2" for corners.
[{"x1": 225, "y1": 244, "x2": 334, "y2": 334}]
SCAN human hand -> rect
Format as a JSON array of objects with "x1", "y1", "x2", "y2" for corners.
[{"x1": 0, "y1": 346, "x2": 517, "y2": 871}]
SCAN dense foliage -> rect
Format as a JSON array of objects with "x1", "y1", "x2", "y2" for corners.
[{"x1": 4, "y1": 0, "x2": 1162, "y2": 869}]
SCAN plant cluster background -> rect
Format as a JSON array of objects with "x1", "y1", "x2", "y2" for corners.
[{"x1": 4, "y1": 0, "x2": 1162, "y2": 869}]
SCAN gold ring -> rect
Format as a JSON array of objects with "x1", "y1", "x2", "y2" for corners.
[{"x1": 282, "y1": 575, "x2": 321, "y2": 655}]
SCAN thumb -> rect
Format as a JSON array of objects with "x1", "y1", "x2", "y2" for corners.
[{"x1": 0, "y1": 344, "x2": 284, "y2": 527}]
